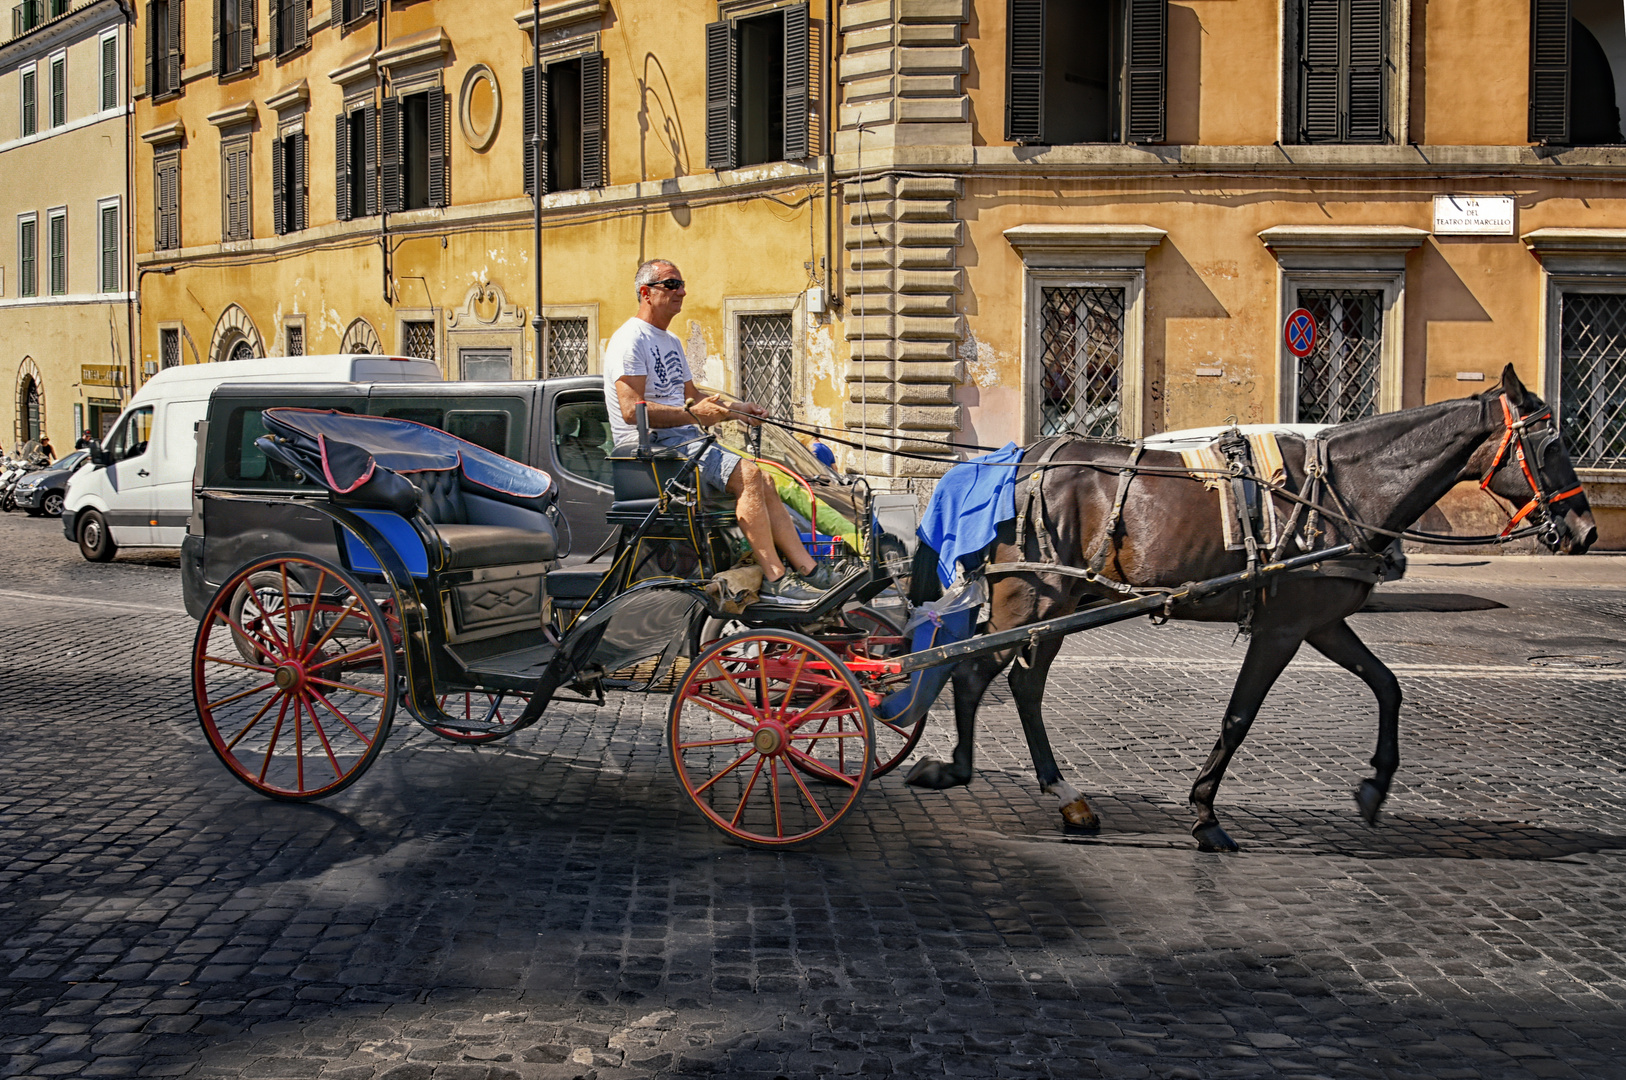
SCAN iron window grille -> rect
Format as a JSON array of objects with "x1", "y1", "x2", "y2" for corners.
[
  {"x1": 545, "y1": 318, "x2": 590, "y2": 377},
  {"x1": 1038, "y1": 285, "x2": 1125, "y2": 439},
  {"x1": 1559, "y1": 292, "x2": 1626, "y2": 469},
  {"x1": 738, "y1": 313, "x2": 795, "y2": 423},
  {"x1": 401, "y1": 320, "x2": 435, "y2": 362},
  {"x1": 160, "y1": 328, "x2": 181, "y2": 368},
  {"x1": 1295, "y1": 288, "x2": 1383, "y2": 423}
]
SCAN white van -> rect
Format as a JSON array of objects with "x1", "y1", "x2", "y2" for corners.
[{"x1": 64, "y1": 355, "x2": 442, "y2": 561}]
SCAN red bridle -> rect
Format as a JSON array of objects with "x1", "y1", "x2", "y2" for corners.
[{"x1": 1479, "y1": 394, "x2": 1585, "y2": 538}]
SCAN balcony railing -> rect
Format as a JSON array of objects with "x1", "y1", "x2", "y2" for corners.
[{"x1": 10, "y1": 0, "x2": 69, "y2": 37}]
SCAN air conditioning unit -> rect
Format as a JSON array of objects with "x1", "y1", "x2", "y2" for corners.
[{"x1": 143, "y1": 361, "x2": 159, "y2": 376}]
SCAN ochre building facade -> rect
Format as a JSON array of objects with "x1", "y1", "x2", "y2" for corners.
[
  {"x1": 2, "y1": 0, "x2": 133, "y2": 450},
  {"x1": 131, "y1": 0, "x2": 1626, "y2": 545}
]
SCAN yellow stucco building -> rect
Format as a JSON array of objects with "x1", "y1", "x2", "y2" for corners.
[
  {"x1": 129, "y1": 0, "x2": 1626, "y2": 544},
  {"x1": 2, "y1": 0, "x2": 133, "y2": 449}
]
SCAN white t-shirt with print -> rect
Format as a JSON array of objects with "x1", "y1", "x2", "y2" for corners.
[{"x1": 601, "y1": 316, "x2": 697, "y2": 447}]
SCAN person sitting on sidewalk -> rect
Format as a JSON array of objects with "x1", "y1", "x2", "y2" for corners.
[{"x1": 602, "y1": 258, "x2": 832, "y2": 604}]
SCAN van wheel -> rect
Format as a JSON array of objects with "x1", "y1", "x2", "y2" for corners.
[{"x1": 78, "y1": 511, "x2": 117, "y2": 562}]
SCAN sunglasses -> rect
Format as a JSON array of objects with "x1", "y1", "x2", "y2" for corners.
[{"x1": 645, "y1": 278, "x2": 685, "y2": 292}]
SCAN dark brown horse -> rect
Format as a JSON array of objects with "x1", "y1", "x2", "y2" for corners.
[{"x1": 904, "y1": 366, "x2": 1598, "y2": 852}]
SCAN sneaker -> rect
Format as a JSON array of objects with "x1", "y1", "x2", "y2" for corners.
[
  {"x1": 803, "y1": 559, "x2": 864, "y2": 590},
  {"x1": 758, "y1": 571, "x2": 824, "y2": 604}
]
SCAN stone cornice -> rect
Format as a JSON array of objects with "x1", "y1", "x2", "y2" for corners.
[
  {"x1": 1259, "y1": 226, "x2": 1430, "y2": 271},
  {"x1": 205, "y1": 100, "x2": 257, "y2": 130},
  {"x1": 264, "y1": 79, "x2": 309, "y2": 114},
  {"x1": 327, "y1": 47, "x2": 376, "y2": 88},
  {"x1": 140, "y1": 120, "x2": 184, "y2": 145},
  {"x1": 375, "y1": 27, "x2": 450, "y2": 71},
  {"x1": 513, "y1": 0, "x2": 607, "y2": 36},
  {"x1": 1004, "y1": 224, "x2": 1167, "y2": 268},
  {"x1": 1522, "y1": 228, "x2": 1626, "y2": 274},
  {"x1": 0, "y1": 0, "x2": 124, "y2": 71}
]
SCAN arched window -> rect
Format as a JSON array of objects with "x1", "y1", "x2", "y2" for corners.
[{"x1": 19, "y1": 376, "x2": 41, "y2": 443}]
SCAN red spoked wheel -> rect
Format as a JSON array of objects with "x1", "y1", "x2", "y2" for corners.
[
  {"x1": 670, "y1": 630, "x2": 873, "y2": 848},
  {"x1": 417, "y1": 691, "x2": 532, "y2": 743},
  {"x1": 194, "y1": 554, "x2": 396, "y2": 801},
  {"x1": 834, "y1": 606, "x2": 924, "y2": 778}
]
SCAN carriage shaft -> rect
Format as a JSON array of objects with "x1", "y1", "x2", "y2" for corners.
[{"x1": 895, "y1": 544, "x2": 1360, "y2": 674}]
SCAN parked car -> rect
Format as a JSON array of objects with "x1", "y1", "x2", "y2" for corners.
[
  {"x1": 182, "y1": 376, "x2": 616, "y2": 619},
  {"x1": 13, "y1": 451, "x2": 89, "y2": 517},
  {"x1": 64, "y1": 354, "x2": 443, "y2": 562}
]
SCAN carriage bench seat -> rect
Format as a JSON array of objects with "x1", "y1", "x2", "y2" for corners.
[
  {"x1": 607, "y1": 444, "x2": 736, "y2": 527},
  {"x1": 407, "y1": 467, "x2": 557, "y2": 569}
]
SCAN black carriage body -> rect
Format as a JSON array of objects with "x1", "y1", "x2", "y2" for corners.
[{"x1": 185, "y1": 377, "x2": 616, "y2": 619}]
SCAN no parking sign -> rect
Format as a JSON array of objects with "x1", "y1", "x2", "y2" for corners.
[{"x1": 1284, "y1": 308, "x2": 1318, "y2": 358}]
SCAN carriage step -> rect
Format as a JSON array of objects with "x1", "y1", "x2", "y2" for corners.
[{"x1": 447, "y1": 640, "x2": 559, "y2": 680}]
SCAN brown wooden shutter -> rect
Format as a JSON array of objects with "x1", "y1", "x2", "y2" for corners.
[
  {"x1": 381, "y1": 96, "x2": 402, "y2": 212},
  {"x1": 211, "y1": 0, "x2": 222, "y2": 75},
  {"x1": 331, "y1": 0, "x2": 342, "y2": 26},
  {"x1": 704, "y1": 19, "x2": 736, "y2": 169},
  {"x1": 1299, "y1": 0, "x2": 1341, "y2": 142},
  {"x1": 581, "y1": 51, "x2": 606, "y2": 187},
  {"x1": 1124, "y1": 0, "x2": 1166, "y2": 143},
  {"x1": 293, "y1": 0, "x2": 307, "y2": 50},
  {"x1": 522, "y1": 64, "x2": 539, "y2": 195},
  {"x1": 335, "y1": 111, "x2": 352, "y2": 220},
  {"x1": 167, "y1": 0, "x2": 184, "y2": 92},
  {"x1": 1006, "y1": 0, "x2": 1044, "y2": 143},
  {"x1": 268, "y1": 0, "x2": 280, "y2": 54},
  {"x1": 360, "y1": 0, "x2": 376, "y2": 15},
  {"x1": 236, "y1": 0, "x2": 254, "y2": 71},
  {"x1": 428, "y1": 91, "x2": 448, "y2": 208},
  {"x1": 146, "y1": 2, "x2": 157, "y2": 96},
  {"x1": 362, "y1": 103, "x2": 378, "y2": 215},
  {"x1": 295, "y1": 130, "x2": 307, "y2": 232},
  {"x1": 782, "y1": 5, "x2": 810, "y2": 159},
  {"x1": 272, "y1": 134, "x2": 286, "y2": 234},
  {"x1": 1530, "y1": 0, "x2": 1570, "y2": 142},
  {"x1": 294, "y1": 131, "x2": 307, "y2": 231},
  {"x1": 1345, "y1": 0, "x2": 1385, "y2": 142}
]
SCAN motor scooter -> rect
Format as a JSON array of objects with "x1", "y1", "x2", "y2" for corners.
[{"x1": 0, "y1": 442, "x2": 46, "y2": 513}]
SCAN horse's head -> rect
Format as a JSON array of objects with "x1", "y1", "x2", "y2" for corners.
[{"x1": 1471, "y1": 364, "x2": 1596, "y2": 555}]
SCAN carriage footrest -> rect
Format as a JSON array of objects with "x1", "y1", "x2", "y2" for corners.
[{"x1": 447, "y1": 640, "x2": 559, "y2": 681}]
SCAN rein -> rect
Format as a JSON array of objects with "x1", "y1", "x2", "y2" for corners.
[{"x1": 724, "y1": 395, "x2": 1583, "y2": 549}]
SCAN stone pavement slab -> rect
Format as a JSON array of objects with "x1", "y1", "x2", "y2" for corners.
[{"x1": 0, "y1": 512, "x2": 1624, "y2": 1078}]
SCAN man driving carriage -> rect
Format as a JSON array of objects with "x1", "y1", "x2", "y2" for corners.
[{"x1": 603, "y1": 258, "x2": 835, "y2": 604}]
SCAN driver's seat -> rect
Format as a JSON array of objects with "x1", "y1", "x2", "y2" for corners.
[{"x1": 606, "y1": 443, "x2": 736, "y2": 528}]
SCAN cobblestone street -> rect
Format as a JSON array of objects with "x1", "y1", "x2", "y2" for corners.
[{"x1": 2, "y1": 510, "x2": 1626, "y2": 1079}]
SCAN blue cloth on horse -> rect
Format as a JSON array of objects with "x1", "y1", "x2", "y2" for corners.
[{"x1": 917, "y1": 442, "x2": 1023, "y2": 587}]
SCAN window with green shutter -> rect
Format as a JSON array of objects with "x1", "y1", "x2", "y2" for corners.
[
  {"x1": 18, "y1": 216, "x2": 37, "y2": 298},
  {"x1": 522, "y1": 53, "x2": 608, "y2": 195},
  {"x1": 20, "y1": 67, "x2": 36, "y2": 137},
  {"x1": 47, "y1": 210, "x2": 66, "y2": 296},
  {"x1": 49, "y1": 54, "x2": 65, "y2": 127},
  {"x1": 1004, "y1": 0, "x2": 1166, "y2": 146},
  {"x1": 101, "y1": 32, "x2": 118, "y2": 111},
  {"x1": 99, "y1": 202, "x2": 120, "y2": 292}
]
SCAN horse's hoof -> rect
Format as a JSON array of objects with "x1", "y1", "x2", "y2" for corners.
[
  {"x1": 1192, "y1": 822, "x2": 1240, "y2": 853},
  {"x1": 905, "y1": 758, "x2": 968, "y2": 790},
  {"x1": 1355, "y1": 779, "x2": 1387, "y2": 825},
  {"x1": 1060, "y1": 798, "x2": 1100, "y2": 833}
]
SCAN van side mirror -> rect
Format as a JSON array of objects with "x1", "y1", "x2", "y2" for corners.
[{"x1": 88, "y1": 441, "x2": 107, "y2": 467}]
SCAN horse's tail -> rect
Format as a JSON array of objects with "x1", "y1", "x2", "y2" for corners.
[{"x1": 909, "y1": 541, "x2": 943, "y2": 605}]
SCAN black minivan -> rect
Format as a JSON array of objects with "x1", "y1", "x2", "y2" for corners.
[{"x1": 183, "y1": 377, "x2": 614, "y2": 619}]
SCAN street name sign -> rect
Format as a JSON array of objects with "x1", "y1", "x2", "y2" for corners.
[{"x1": 1433, "y1": 195, "x2": 1515, "y2": 235}]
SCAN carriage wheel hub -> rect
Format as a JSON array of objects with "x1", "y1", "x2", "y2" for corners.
[
  {"x1": 273, "y1": 662, "x2": 305, "y2": 691},
  {"x1": 752, "y1": 721, "x2": 789, "y2": 756}
]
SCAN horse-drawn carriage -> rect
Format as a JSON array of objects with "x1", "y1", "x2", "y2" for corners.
[{"x1": 191, "y1": 367, "x2": 1596, "y2": 850}]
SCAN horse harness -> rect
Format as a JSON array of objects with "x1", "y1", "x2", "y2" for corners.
[
  {"x1": 984, "y1": 430, "x2": 1392, "y2": 633},
  {"x1": 1481, "y1": 393, "x2": 1583, "y2": 547}
]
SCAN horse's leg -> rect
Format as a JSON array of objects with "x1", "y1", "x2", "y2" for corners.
[
  {"x1": 904, "y1": 650, "x2": 1007, "y2": 789},
  {"x1": 1188, "y1": 628, "x2": 1304, "y2": 852},
  {"x1": 1305, "y1": 619, "x2": 1402, "y2": 825},
  {"x1": 1005, "y1": 636, "x2": 1098, "y2": 831}
]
